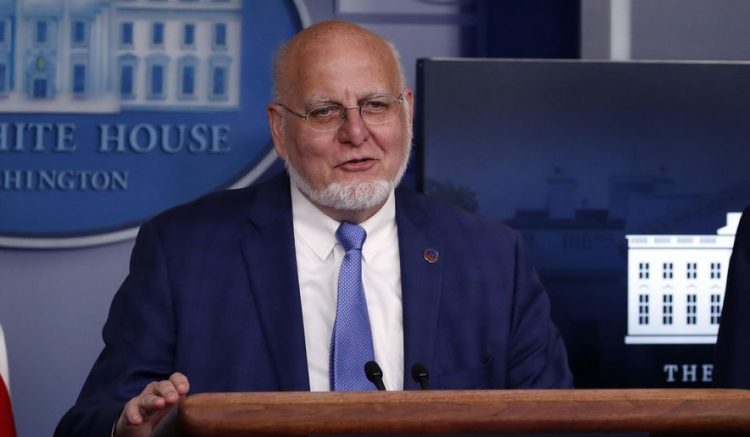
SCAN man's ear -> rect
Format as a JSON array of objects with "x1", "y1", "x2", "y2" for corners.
[
  {"x1": 403, "y1": 88, "x2": 415, "y2": 123},
  {"x1": 267, "y1": 104, "x2": 286, "y2": 160}
]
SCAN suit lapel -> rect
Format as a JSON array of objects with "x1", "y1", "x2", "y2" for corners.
[
  {"x1": 237, "y1": 178, "x2": 445, "y2": 391},
  {"x1": 396, "y1": 189, "x2": 445, "y2": 389},
  {"x1": 240, "y1": 174, "x2": 310, "y2": 391}
]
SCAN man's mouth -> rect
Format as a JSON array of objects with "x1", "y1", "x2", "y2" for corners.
[{"x1": 337, "y1": 158, "x2": 376, "y2": 171}]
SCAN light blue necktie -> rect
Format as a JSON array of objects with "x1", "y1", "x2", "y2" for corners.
[{"x1": 330, "y1": 221, "x2": 376, "y2": 391}]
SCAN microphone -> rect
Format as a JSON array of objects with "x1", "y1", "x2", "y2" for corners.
[
  {"x1": 364, "y1": 360, "x2": 386, "y2": 391},
  {"x1": 411, "y1": 363, "x2": 430, "y2": 390}
]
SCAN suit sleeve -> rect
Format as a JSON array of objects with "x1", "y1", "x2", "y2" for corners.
[
  {"x1": 714, "y1": 207, "x2": 750, "y2": 388},
  {"x1": 55, "y1": 220, "x2": 177, "y2": 436},
  {"x1": 506, "y1": 230, "x2": 574, "y2": 388}
]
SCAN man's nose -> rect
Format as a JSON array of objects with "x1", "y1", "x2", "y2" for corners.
[{"x1": 337, "y1": 107, "x2": 369, "y2": 146}]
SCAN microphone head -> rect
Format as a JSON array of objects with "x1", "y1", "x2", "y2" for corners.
[
  {"x1": 364, "y1": 360, "x2": 383, "y2": 383},
  {"x1": 411, "y1": 362, "x2": 429, "y2": 381}
]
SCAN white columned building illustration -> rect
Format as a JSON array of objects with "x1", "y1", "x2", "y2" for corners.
[
  {"x1": 116, "y1": 0, "x2": 242, "y2": 110},
  {"x1": 625, "y1": 212, "x2": 741, "y2": 344},
  {"x1": 0, "y1": 0, "x2": 242, "y2": 112},
  {"x1": 1, "y1": 0, "x2": 118, "y2": 112}
]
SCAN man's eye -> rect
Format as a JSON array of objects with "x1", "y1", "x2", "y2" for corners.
[
  {"x1": 363, "y1": 100, "x2": 390, "y2": 112},
  {"x1": 309, "y1": 107, "x2": 339, "y2": 118}
]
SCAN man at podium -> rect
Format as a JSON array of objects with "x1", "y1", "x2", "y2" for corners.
[{"x1": 56, "y1": 21, "x2": 572, "y2": 437}]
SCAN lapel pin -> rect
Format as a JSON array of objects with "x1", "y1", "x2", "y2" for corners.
[{"x1": 423, "y1": 248, "x2": 439, "y2": 264}]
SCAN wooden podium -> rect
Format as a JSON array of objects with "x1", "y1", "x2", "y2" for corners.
[{"x1": 154, "y1": 389, "x2": 750, "y2": 436}]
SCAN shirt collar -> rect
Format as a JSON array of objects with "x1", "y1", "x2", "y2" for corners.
[{"x1": 290, "y1": 182, "x2": 396, "y2": 263}]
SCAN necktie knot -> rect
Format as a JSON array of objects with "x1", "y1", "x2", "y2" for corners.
[{"x1": 336, "y1": 221, "x2": 366, "y2": 252}]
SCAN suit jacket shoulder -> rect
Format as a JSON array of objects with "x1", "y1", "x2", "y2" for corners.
[{"x1": 149, "y1": 172, "x2": 291, "y2": 238}]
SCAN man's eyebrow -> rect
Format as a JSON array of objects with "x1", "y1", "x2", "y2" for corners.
[
  {"x1": 358, "y1": 89, "x2": 392, "y2": 102},
  {"x1": 304, "y1": 90, "x2": 394, "y2": 108},
  {"x1": 306, "y1": 96, "x2": 335, "y2": 106},
  {"x1": 368, "y1": 88, "x2": 391, "y2": 97}
]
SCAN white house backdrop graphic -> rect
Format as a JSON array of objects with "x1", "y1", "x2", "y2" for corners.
[
  {"x1": 625, "y1": 212, "x2": 740, "y2": 345},
  {"x1": 0, "y1": 0, "x2": 242, "y2": 113}
]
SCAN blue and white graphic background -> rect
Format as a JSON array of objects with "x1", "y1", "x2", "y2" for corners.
[{"x1": 0, "y1": 0, "x2": 299, "y2": 246}]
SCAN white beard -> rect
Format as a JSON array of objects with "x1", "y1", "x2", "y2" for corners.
[
  {"x1": 284, "y1": 143, "x2": 411, "y2": 212},
  {"x1": 286, "y1": 161, "x2": 393, "y2": 211}
]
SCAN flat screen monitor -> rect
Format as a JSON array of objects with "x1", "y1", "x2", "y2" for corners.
[{"x1": 416, "y1": 58, "x2": 750, "y2": 387}]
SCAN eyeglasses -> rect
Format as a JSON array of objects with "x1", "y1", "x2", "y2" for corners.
[{"x1": 277, "y1": 93, "x2": 405, "y2": 132}]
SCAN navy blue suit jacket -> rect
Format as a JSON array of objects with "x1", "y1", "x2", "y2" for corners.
[
  {"x1": 56, "y1": 173, "x2": 572, "y2": 436},
  {"x1": 715, "y1": 206, "x2": 750, "y2": 388}
]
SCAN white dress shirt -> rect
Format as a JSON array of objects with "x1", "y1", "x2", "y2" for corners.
[{"x1": 291, "y1": 183, "x2": 404, "y2": 391}]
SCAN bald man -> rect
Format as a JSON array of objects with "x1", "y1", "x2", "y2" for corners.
[{"x1": 56, "y1": 21, "x2": 572, "y2": 437}]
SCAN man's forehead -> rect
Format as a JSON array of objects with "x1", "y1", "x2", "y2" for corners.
[
  {"x1": 285, "y1": 46, "x2": 398, "y2": 97},
  {"x1": 292, "y1": 37, "x2": 392, "y2": 68}
]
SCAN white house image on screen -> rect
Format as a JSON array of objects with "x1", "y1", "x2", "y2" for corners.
[
  {"x1": 625, "y1": 212, "x2": 741, "y2": 345},
  {"x1": 0, "y1": 0, "x2": 241, "y2": 113}
]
